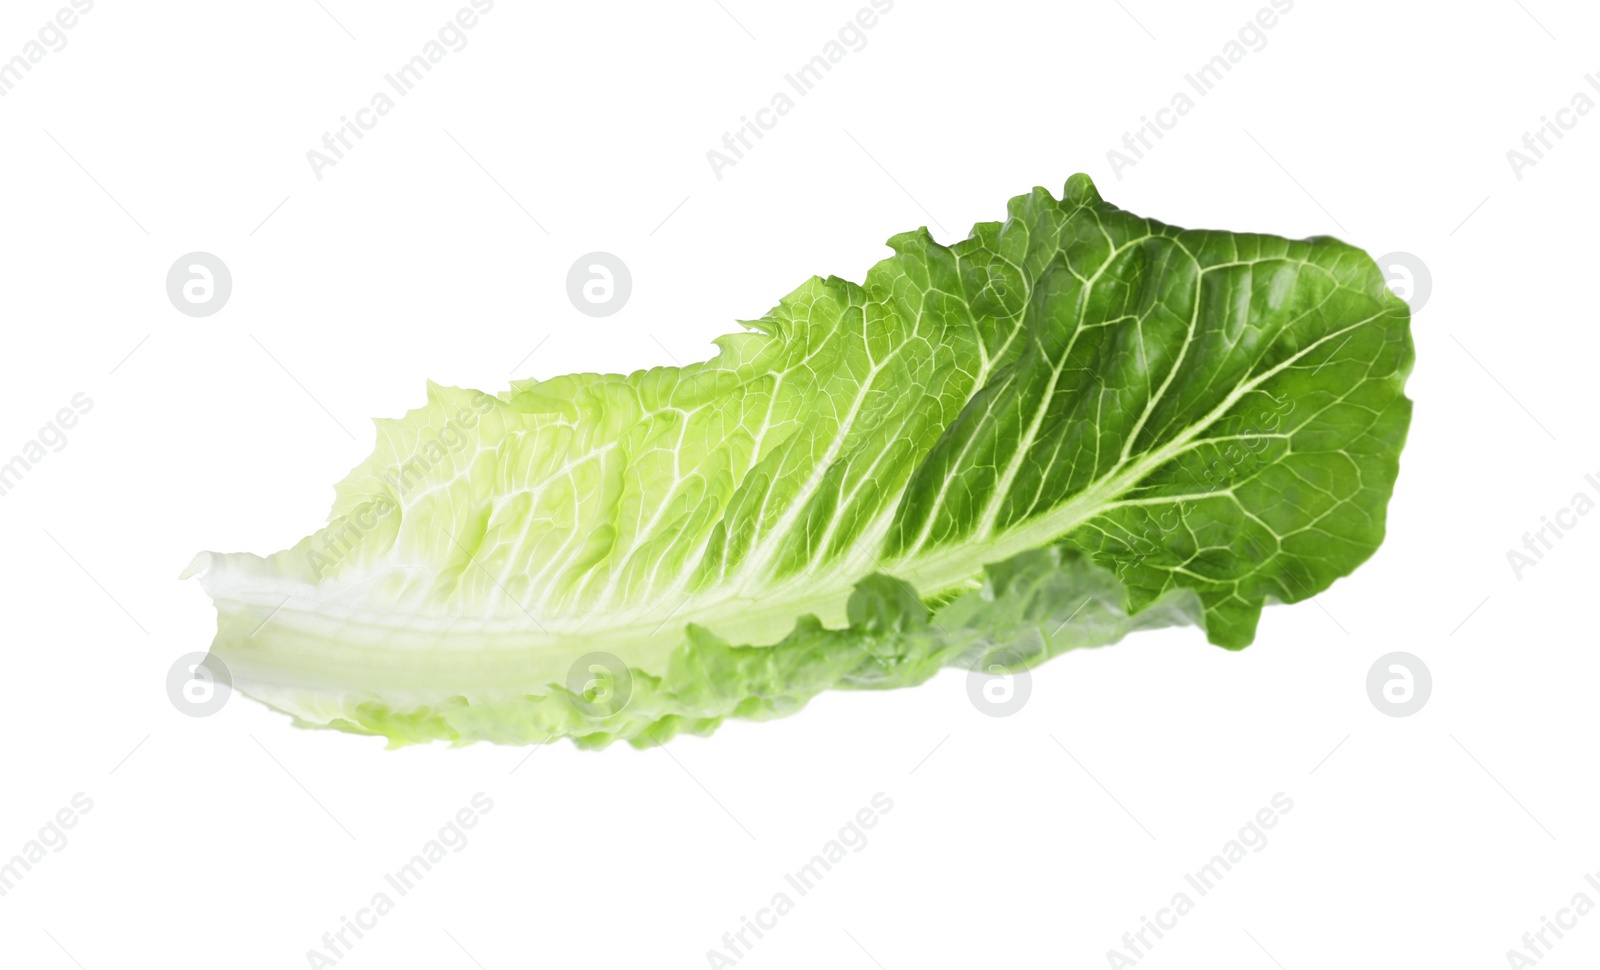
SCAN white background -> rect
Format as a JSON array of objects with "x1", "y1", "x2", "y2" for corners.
[{"x1": 1, "y1": 1, "x2": 1597, "y2": 967}]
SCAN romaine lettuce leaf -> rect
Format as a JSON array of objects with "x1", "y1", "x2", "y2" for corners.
[{"x1": 186, "y1": 174, "x2": 1413, "y2": 748}]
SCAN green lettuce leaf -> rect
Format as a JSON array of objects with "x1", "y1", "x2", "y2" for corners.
[{"x1": 186, "y1": 174, "x2": 1413, "y2": 748}]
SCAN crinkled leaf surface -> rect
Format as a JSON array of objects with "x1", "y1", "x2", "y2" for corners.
[{"x1": 188, "y1": 174, "x2": 1412, "y2": 748}]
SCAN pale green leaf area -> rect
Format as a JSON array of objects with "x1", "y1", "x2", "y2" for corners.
[{"x1": 187, "y1": 174, "x2": 1413, "y2": 748}]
